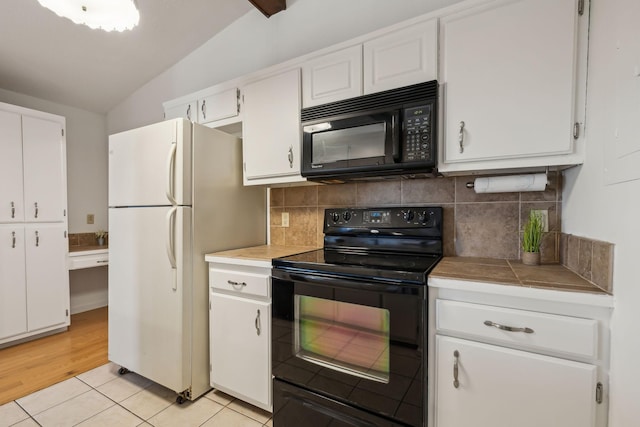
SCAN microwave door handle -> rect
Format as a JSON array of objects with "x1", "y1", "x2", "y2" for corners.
[{"x1": 391, "y1": 113, "x2": 401, "y2": 161}]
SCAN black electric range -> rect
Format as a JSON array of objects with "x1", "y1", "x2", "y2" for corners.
[{"x1": 271, "y1": 206, "x2": 443, "y2": 427}]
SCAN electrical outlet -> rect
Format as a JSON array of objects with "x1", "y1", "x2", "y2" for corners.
[
  {"x1": 282, "y1": 212, "x2": 289, "y2": 227},
  {"x1": 86, "y1": 214, "x2": 95, "y2": 224},
  {"x1": 532, "y1": 209, "x2": 549, "y2": 232}
]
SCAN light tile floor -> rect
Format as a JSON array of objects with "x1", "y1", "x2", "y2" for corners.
[{"x1": 0, "y1": 362, "x2": 273, "y2": 427}]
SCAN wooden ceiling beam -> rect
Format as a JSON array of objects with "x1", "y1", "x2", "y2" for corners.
[{"x1": 248, "y1": 0, "x2": 286, "y2": 17}]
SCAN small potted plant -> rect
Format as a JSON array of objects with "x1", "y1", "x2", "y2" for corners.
[
  {"x1": 522, "y1": 211, "x2": 543, "y2": 265},
  {"x1": 95, "y1": 230, "x2": 108, "y2": 246}
]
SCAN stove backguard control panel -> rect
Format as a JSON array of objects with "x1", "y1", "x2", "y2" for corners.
[{"x1": 324, "y1": 206, "x2": 442, "y2": 232}]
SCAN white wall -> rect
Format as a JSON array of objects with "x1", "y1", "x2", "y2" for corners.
[
  {"x1": 0, "y1": 88, "x2": 108, "y2": 233},
  {"x1": 107, "y1": 0, "x2": 463, "y2": 133},
  {"x1": 562, "y1": 0, "x2": 640, "y2": 425}
]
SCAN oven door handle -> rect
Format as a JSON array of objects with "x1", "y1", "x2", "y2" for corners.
[
  {"x1": 282, "y1": 391, "x2": 378, "y2": 427},
  {"x1": 286, "y1": 271, "x2": 416, "y2": 294}
]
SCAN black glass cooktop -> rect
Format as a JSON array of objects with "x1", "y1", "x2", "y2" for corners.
[{"x1": 272, "y1": 248, "x2": 441, "y2": 285}]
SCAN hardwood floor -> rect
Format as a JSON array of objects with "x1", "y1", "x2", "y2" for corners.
[{"x1": 0, "y1": 307, "x2": 108, "y2": 405}]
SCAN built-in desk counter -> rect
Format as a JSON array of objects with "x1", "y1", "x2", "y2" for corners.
[{"x1": 68, "y1": 246, "x2": 109, "y2": 270}]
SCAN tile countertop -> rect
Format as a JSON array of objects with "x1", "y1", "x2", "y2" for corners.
[
  {"x1": 204, "y1": 244, "x2": 318, "y2": 267},
  {"x1": 69, "y1": 245, "x2": 108, "y2": 254},
  {"x1": 429, "y1": 257, "x2": 614, "y2": 307}
]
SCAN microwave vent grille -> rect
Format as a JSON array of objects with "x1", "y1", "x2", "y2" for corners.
[{"x1": 301, "y1": 80, "x2": 438, "y2": 122}]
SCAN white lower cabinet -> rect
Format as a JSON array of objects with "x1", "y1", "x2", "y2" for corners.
[
  {"x1": 430, "y1": 291, "x2": 611, "y2": 427},
  {"x1": 0, "y1": 223, "x2": 70, "y2": 344},
  {"x1": 435, "y1": 335, "x2": 597, "y2": 427},
  {"x1": 208, "y1": 260, "x2": 272, "y2": 411},
  {"x1": 210, "y1": 293, "x2": 271, "y2": 409}
]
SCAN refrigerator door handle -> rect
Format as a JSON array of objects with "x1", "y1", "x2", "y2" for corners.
[
  {"x1": 166, "y1": 142, "x2": 177, "y2": 205},
  {"x1": 166, "y1": 207, "x2": 178, "y2": 290}
]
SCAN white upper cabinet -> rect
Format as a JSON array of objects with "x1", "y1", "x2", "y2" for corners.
[
  {"x1": 22, "y1": 116, "x2": 66, "y2": 223},
  {"x1": 302, "y1": 45, "x2": 363, "y2": 108},
  {"x1": 363, "y1": 19, "x2": 438, "y2": 95},
  {"x1": 439, "y1": 0, "x2": 586, "y2": 173},
  {"x1": 197, "y1": 87, "x2": 240, "y2": 124},
  {"x1": 242, "y1": 68, "x2": 305, "y2": 186},
  {"x1": 0, "y1": 110, "x2": 25, "y2": 223},
  {"x1": 164, "y1": 100, "x2": 197, "y2": 122}
]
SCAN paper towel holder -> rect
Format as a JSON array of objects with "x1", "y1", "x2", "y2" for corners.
[{"x1": 465, "y1": 168, "x2": 550, "y2": 192}]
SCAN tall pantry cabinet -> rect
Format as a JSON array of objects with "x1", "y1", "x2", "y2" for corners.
[{"x1": 0, "y1": 102, "x2": 70, "y2": 346}]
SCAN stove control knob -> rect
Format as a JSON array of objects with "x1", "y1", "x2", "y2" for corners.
[
  {"x1": 418, "y1": 211, "x2": 427, "y2": 223},
  {"x1": 343, "y1": 211, "x2": 352, "y2": 222},
  {"x1": 330, "y1": 212, "x2": 340, "y2": 223},
  {"x1": 402, "y1": 210, "x2": 414, "y2": 222}
]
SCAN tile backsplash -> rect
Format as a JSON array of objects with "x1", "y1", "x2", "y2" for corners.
[{"x1": 270, "y1": 172, "x2": 563, "y2": 262}]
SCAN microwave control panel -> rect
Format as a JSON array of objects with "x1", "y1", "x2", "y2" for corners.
[{"x1": 403, "y1": 105, "x2": 433, "y2": 162}]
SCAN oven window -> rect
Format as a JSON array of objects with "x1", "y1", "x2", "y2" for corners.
[
  {"x1": 311, "y1": 123, "x2": 386, "y2": 164},
  {"x1": 294, "y1": 295, "x2": 390, "y2": 383}
]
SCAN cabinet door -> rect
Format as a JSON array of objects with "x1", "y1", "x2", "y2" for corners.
[
  {"x1": 363, "y1": 19, "x2": 438, "y2": 95},
  {"x1": 242, "y1": 68, "x2": 303, "y2": 184},
  {"x1": 302, "y1": 45, "x2": 363, "y2": 108},
  {"x1": 440, "y1": 0, "x2": 580, "y2": 165},
  {"x1": 435, "y1": 335, "x2": 597, "y2": 427},
  {"x1": 210, "y1": 292, "x2": 271, "y2": 410},
  {"x1": 165, "y1": 100, "x2": 197, "y2": 121},
  {"x1": 22, "y1": 116, "x2": 65, "y2": 223},
  {"x1": 24, "y1": 223, "x2": 69, "y2": 332},
  {"x1": 0, "y1": 110, "x2": 25, "y2": 223},
  {"x1": 0, "y1": 225, "x2": 27, "y2": 339},
  {"x1": 198, "y1": 88, "x2": 239, "y2": 124}
]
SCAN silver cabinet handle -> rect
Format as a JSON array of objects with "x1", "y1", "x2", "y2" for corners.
[
  {"x1": 201, "y1": 100, "x2": 206, "y2": 120},
  {"x1": 186, "y1": 104, "x2": 191, "y2": 121},
  {"x1": 453, "y1": 350, "x2": 460, "y2": 389},
  {"x1": 227, "y1": 280, "x2": 247, "y2": 288},
  {"x1": 35, "y1": 230, "x2": 39, "y2": 247},
  {"x1": 288, "y1": 146, "x2": 294, "y2": 168},
  {"x1": 97, "y1": 260, "x2": 108, "y2": 264},
  {"x1": 458, "y1": 121, "x2": 465, "y2": 153},
  {"x1": 255, "y1": 309, "x2": 261, "y2": 336},
  {"x1": 12, "y1": 231, "x2": 16, "y2": 248},
  {"x1": 484, "y1": 320, "x2": 534, "y2": 334},
  {"x1": 34, "y1": 202, "x2": 38, "y2": 219},
  {"x1": 11, "y1": 201, "x2": 15, "y2": 218}
]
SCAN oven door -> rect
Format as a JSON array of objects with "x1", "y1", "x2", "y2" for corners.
[{"x1": 272, "y1": 268, "x2": 426, "y2": 427}]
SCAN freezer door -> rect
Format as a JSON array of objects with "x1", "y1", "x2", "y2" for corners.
[
  {"x1": 108, "y1": 206, "x2": 193, "y2": 393},
  {"x1": 108, "y1": 119, "x2": 192, "y2": 207}
]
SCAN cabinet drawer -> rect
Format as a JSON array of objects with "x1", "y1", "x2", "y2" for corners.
[
  {"x1": 209, "y1": 268, "x2": 270, "y2": 298},
  {"x1": 68, "y1": 252, "x2": 109, "y2": 270},
  {"x1": 436, "y1": 299, "x2": 598, "y2": 359}
]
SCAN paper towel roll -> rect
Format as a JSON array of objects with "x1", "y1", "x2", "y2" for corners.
[{"x1": 473, "y1": 173, "x2": 547, "y2": 193}]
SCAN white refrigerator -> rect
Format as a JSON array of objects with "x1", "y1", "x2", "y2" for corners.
[{"x1": 108, "y1": 119, "x2": 266, "y2": 401}]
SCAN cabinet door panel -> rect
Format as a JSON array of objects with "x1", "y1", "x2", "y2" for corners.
[
  {"x1": 441, "y1": 0, "x2": 578, "y2": 164},
  {"x1": 242, "y1": 68, "x2": 302, "y2": 182},
  {"x1": 165, "y1": 101, "x2": 197, "y2": 121},
  {"x1": 24, "y1": 223, "x2": 69, "y2": 331},
  {"x1": 303, "y1": 45, "x2": 363, "y2": 108},
  {"x1": 435, "y1": 335, "x2": 597, "y2": 427},
  {"x1": 0, "y1": 225, "x2": 27, "y2": 339},
  {"x1": 210, "y1": 292, "x2": 271, "y2": 409},
  {"x1": 0, "y1": 110, "x2": 24, "y2": 223},
  {"x1": 22, "y1": 116, "x2": 65, "y2": 222},
  {"x1": 364, "y1": 19, "x2": 438, "y2": 94},
  {"x1": 198, "y1": 88, "x2": 239, "y2": 124}
]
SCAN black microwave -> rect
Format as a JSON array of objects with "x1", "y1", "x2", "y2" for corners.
[{"x1": 301, "y1": 80, "x2": 438, "y2": 182}]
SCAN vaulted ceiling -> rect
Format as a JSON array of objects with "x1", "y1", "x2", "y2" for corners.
[{"x1": 0, "y1": 0, "x2": 257, "y2": 113}]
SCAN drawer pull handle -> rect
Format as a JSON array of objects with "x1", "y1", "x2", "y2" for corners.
[
  {"x1": 453, "y1": 350, "x2": 460, "y2": 389},
  {"x1": 227, "y1": 280, "x2": 247, "y2": 288},
  {"x1": 97, "y1": 260, "x2": 108, "y2": 263},
  {"x1": 255, "y1": 309, "x2": 261, "y2": 336},
  {"x1": 484, "y1": 320, "x2": 534, "y2": 334}
]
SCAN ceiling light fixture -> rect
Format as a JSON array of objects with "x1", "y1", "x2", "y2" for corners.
[{"x1": 37, "y1": 0, "x2": 140, "y2": 32}]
